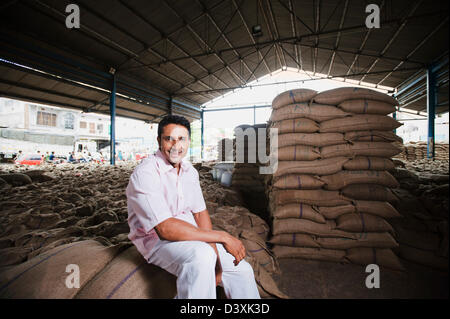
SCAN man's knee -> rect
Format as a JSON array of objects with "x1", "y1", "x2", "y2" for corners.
[
  {"x1": 190, "y1": 241, "x2": 217, "y2": 268},
  {"x1": 237, "y1": 260, "x2": 256, "y2": 278}
]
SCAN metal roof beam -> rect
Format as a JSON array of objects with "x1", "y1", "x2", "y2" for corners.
[
  {"x1": 259, "y1": 0, "x2": 283, "y2": 69},
  {"x1": 344, "y1": 0, "x2": 384, "y2": 80},
  {"x1": 161, "y1": 0, "x2": 246, "y2": 87},
  {"x1": 328, "y1": 0, "x2": 349, "y2": 77},
  {"x1": 359, "y1": 0, "x2": 423, "y2": 84},
  {"x1": 288, "y1": 0, "x2": 301, "y2": 71},
  {"x1": 29, "y1": 1, "x2": 207, "y2": 102},
  {"x1": 377, "y1": 17, "x2": 449, "y2": 87},
  {"x1": 265, "y1": 0, "x2": 287, "y2": 67},
  {"x1": 198, "y1": 0, "x2": 257, "y2": 82},
  {"x1": 276, "y1": 0, "x2": 314, "y2": 34},
  {"x1": 232, "y1": 0, "x2": 271, "y2": 74},
  {"x1": 175, "y1": 66, "x2": 421, "y2": 96},
  {"x1": 115, "y1": 0, "x2": 231, "y2": 93},
  {"x1": 313, "y1": 0, "x2": 320, "y2": 75}
]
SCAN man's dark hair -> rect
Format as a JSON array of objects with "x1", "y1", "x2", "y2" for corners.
[{"x1": 158, "y1": 115, "x2": 191, "y2": 139}]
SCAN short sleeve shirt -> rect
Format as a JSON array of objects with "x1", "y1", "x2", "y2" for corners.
[{"x1": 126, "y1": 149, "x2": 206, "y2": 261}]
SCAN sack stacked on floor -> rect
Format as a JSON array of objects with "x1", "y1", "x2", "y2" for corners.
[
  {"x1": 394, "y1": 142, "x2": 449, "y2": 161},
  {"x1": 267, "y1": 87, "x2": 406, "y2": 271},
  {"x1": 389, "y1": 168, "x2": 449, "y2": 272},
  {"x1": 231, "y1": 124, "x2": 270, "y2": 220},
  {"x1": 217, "y1": 138, "x2": 234, "y2": 161}
]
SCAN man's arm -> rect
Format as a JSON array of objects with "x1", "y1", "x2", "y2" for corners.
[
  {"x1": 193, "y1": 209, "x2": 223, "y2": 285},
  {"x1": 155, "y1": 214, "x2": 246, "y2": 265}
]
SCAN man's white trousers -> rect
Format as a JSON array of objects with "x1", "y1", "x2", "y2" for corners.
[{"x1": 147, "y1": 240, "x2": 261, "y2": 299}]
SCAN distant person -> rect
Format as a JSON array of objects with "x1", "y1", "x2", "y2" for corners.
[
  {"x1": 49, "y1": 152, "x2": 55, "y2": 161},
  {"x1": 14, "y1": 150, "x2": 23, "y2": 161},
  {"x1": 118, "y1": 150, "x2": 123, "y2": 161},
  {"x1": 68, "y1": 152, "x2": 76, "y2": 163}
]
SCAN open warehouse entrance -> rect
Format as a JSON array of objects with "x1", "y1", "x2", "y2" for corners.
[{"x1": 0, "y1": 0, "x2": 448, "y2": 302}]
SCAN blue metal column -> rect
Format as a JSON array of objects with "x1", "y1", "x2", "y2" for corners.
[
  {"x1": 110, "y1": 75, "x2": 117, "y2": 165},
  {"x1": 201, "y1": 109, "x2": 204, "y2": 160},
  {"x1": 392, "y1": 110, "x2": 397, "y2": 134},
  {"x1": 426, "y1": 64, "x2": 437, "y2": 159}
]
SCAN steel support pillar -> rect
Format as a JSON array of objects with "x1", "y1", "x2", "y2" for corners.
[
  {"x1": 201, "y1": 109, "x2": 204, "y2": 161},
  {"x1": 426, "y1": 64, "x2": 437, "y2": 159},
  {"x1": 110, "y1": 75, "x2": 117, "y2": 165}
]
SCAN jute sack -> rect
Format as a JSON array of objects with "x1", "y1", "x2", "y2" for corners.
[
  {"x1": 0, "y1": 173, "x2": 33, "y2": 186},
  {"x1": 273, "y1": 174, "x2": 325, "y2": 190},
  {"x1": 395, "y1": 226, "x2": 441, "y2": 251},
  {"x1": 231, "y1": 180, "x2": 265, "y2": 188},
  {"x1": 341, "y1": 184, "x2": 399, "y2": 203},
  {"x1": 239, "y1": 230, "x2": 280, "y2": 275},
  {"x1": 345, "y1": 248, "x2": 405, "y2": 271},
  {"x1": 345, "y1": 131, "x2": 403, "y2": 143},
  {"x1": 277, "y1": 145, "x2": 321, "y2": 161},
  {"x1": 396, "y1": 245, "x2": 448, "y2": 271},
  {"x1": 212, "y1": 206, "x2": 270, "y2": 240},
  {"x1": 319, "y1": 115, "x2": 402, "y2": 133},
  {"x1": 272, "y1": 88, "x2": 317, "y2": 109},
  {"x1": 270, "y1": 118, "x2": 319, "y2": 133},
  {"x1": 314, "y1": 204, "x2": 356, "y2": 219},
  {"x1": 320, "y1": 142, "x2": 402, "y2": 159},
  {"x1": 245, "y1": 256, "x2": 289, "y2": 299},
  {"x1": 0, "y1": 240, "x2": 124, "y2": 298},
  {"x1": 270, "y1": 103, "x2": 350, "y2": 122},
  {"x1": 272, "y1": 218, "x2": 357, "y2": 239},
  {"x1": 272, "y1": 245, "x2": 347, "y2": 263},
  {"x1": 272, "y1": 203, "x2": 326, "y2": 223},
  {"x1": 343, "y1": 156, "x2": 395, "y2": 171},
  {"x1": 232, "y1": 167, "x2": 260, "y2": 174},
  {"x1": 335, "y1": 213, "x2": 395, "y2": 234},
  {"x1": 277, "y1": 133, "x2": 346, "y2": 148},
  {"x1": 231, "y1": 174, "x2": 263, "y2": 181},
  {"x1": 337, "y1": 99, "x2": 396, "y2": 115},
  {"x1": 353, "y1": 200, "x2": 402, "y2": 218},
  {"x1": 269, "y1": 233, "x2": 320, "y2": 248},
  {"x1": 75, "y1": 246, "x2": 177, "y2": 299},
  {"x1": 320, "y1": 170, "x2": 400, "y2": 190},
  {"x1": 313, "y1": 87, "x2": 398, "y2": 106},
  {"x1": 273, "y1": 189, "x2": 352, "y2": 207},
  {"x1": 274, "y1": 157, "x2": 350, "y2": 177},
  {"x1": 316, "y1": 232, "x2": 398, "y2": 250}
]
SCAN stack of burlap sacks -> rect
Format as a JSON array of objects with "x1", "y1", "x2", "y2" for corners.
[
  {"x1": 265, "y1": 87, "x2": 406, "y2": 271},
  {"x1": 395, "y1": 142, "x2": 449, "y2": 161},
  {"x1": 217, "y1": 138, "x2": 234, "y2": 161},
  {"x1": 230, "y1": 124, "x2": 270, "y2": 222},
  {"x1": 0, "y1": 162, "x2": 288, "y2": 299}
]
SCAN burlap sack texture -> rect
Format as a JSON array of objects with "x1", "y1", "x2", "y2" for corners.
[
  {"x1": 266, "y1": 87, "x2": 407, "y2": 272},
  {"x1": 0, "y1": 161, "x2": 289, "y2": 299}
]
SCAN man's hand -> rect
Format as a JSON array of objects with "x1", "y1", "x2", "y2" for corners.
[{"x1": 222, "y1": 232, "x2": 246, "y2": 266}]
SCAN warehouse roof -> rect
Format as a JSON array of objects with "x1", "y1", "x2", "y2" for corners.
[{"x1": 0, "y1": 0, "x2": 448, "y2": 122}]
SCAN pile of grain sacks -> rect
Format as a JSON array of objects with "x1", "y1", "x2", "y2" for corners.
[
  {"x1": 230, "y1": 124, "x2": 270, "y2": 222},
  {"x1": 0, "y1": 161, "x2": 287, "y2": 298},
  {"x1": 395, "y1": 142, "x2": 449, "y2": 162},
  {"x1": 217, "y1": 138, "x2": 234, "y2": 161},
  {"x1": 266, "y1": 87, "x2": 406, "y2": 271},
  {"x1": 390, "y1": 168, "x2": 448, "y2": 271}
]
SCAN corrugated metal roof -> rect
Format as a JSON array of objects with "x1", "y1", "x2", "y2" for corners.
[{"x1": 0, "y1": 0, "x2": 448, "y2": 120}]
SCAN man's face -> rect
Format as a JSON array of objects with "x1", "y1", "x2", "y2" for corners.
[{"x1": 158, "y1": 123, "x2": 190, "y2": 165}]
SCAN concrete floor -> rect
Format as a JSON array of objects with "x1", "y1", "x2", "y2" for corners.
[{"x1": 272, "y1": 258, "x2": 448, "y2": 299}]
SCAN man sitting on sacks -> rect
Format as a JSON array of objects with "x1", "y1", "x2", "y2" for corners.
[{"x1": 126, "y1": 115, "x2": 260, "y2": 299}]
